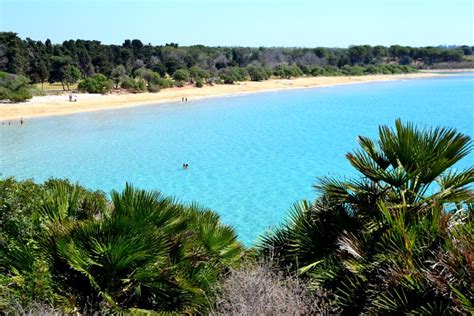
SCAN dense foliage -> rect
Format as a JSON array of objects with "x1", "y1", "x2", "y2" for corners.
[
  {"x1": 77, "y1": 73, "x2": 112, "y2": 93},
  {"x1": 0, "y1": 71, "x2": 32, "y2": 101},
  {"x1": 0, "y1": 179, "x2": 243, "y2": 313},
  {"x1": 259, "y1": 120, "x2": 473, "y2": 314},
  {"x1": 0, "y1": 32, "x2": 472, "y2": 95}
]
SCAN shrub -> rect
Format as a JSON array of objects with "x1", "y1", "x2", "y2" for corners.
[
  {"x1": 247, "y1": 65, "x2": 272, "y2": 81},
  {"x1": 213, "y1": 258, "x2": 336, "y2": 314},
  {"x1": 110, "y1": 65, "x2": 127, "y2": 88},
  {"x1": 120, "y1": 77, "x2": 147, "y2": 92},
  {"x1": 341, "y1": 65, "x2": 365, "y2": 76},
  {"x1": 311, "y1": 66, "x2": 325, "y2": 76},
  {"x1": 155, "y1": 77, "x2": 175, "y2": 89},
  {"x1": 134, "y1": 67, "x2": 161, "y2": 84},
  {"x1": 189, "y1": 66, "x2": 210, "y2": 83},
  {"x1": 0, "y1": 179, "x2": 244, "y2": 313},
  {"x1": 78, "y1": 74, "x2": 112, "y2": 94},
  {"x1": 322, "y1": 65, "x2": 342, "y2": 76},
  {"x1": 195, "y1": 78, "x2": 204, "y2": 88},
  {"x1": 259, "y1": 120, "x2": 473, "y2": 315},
  {"x1": 218, "y1": 67, "x2": 248, "y2": 84},
  {"x1": 0, "y1": 72, "x2": 32, "y2": 102},
  {"x1": 147, "y1": 83, "x2": 160, "y2": 92},
  {"x1": 172, "y1": 69, "x2": 190, "y2": 86},
  {"x1": 274, "y1": 65, "x2": 304, "y2": 79}
]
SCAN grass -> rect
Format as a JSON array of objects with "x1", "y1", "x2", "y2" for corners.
[
  {"x1": 464, "y1": 55, "x2": 474, "y2": 61},
  {"x1": 34, "y1": 82, "x2": 78, "y2": 91}
]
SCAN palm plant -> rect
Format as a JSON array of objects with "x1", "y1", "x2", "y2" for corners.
[
  {"x1": 259, "y1": 119, "x2": 473, "y2": 314},
  {"x1": 320, "y1": 119, "x2": 472, "y2": 213},
  {"x1": 1, "y1": 180, "x2": 243, "y2": 313}
]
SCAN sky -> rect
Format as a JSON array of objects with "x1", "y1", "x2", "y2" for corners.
[{"x1": 1, "y1": 0, "x2": 473, "y2": 47}]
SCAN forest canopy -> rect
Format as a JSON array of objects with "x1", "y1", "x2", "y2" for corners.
[{"x1": 0, "y1": 32, "x2": 471, "y2": 87}]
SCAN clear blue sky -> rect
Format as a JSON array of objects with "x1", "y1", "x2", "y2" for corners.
[{"x1": 1, "y1": 0, "x2": 473, "y2": 47}]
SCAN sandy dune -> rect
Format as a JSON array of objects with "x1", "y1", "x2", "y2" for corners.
[{"x1": 0, "y1": 73, "x2": 444, "y2": 121}]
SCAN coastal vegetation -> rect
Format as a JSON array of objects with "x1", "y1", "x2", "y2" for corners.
[
  {"x1": 0, "y1": 179, "x2": 244, "y2": 313},
  {"x1": 0, "y1": 32, "x2": 472, "y2": 101},
  {"x1": 0, "y1": 71, "x2": 32, "y2": 102},
  {"x1": 259, "y1": 120, "x2": 474, "y2": 314},
  {"x1": 1, "y1": 120, "x2": 472, "y2": 314}
]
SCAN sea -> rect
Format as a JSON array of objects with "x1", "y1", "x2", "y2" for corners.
[{"x1": 1, "y1": 73, "x2": 473, "y2": 245}]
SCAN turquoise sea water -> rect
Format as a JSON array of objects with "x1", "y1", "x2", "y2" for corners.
[{"x1": 1, "y1": 74, "x2": 473, "y2": 244}]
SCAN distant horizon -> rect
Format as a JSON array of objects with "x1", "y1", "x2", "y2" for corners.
[{"x1": 1, "y1": 0, "x2": 473, "y2": 47}]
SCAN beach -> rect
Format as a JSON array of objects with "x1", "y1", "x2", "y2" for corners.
[{"x1": 0, "y1": 73, "x2": 445, "y2": 120}]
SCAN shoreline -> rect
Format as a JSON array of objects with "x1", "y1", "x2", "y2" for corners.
[
  {"x1": 0, "y1": 73, "x2": 449, "y2": 121},
  {"x1": 420, "y1": 68, "x2": 474, "y2": 73}
]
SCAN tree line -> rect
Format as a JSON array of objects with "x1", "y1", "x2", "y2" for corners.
[{"x1": 0, "y1": 32, "x2": 472, "y2": 93}]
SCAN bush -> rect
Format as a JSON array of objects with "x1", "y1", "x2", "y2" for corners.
[
  {"x1": 311, "y1": 66, "x2": 325, "y2": 76},
  {"x1": 147, "y1": 83, "x2": 160, "y2": 92},
  {"x1": 213, "y1": 258, "x2": 336, "y2": 314},
  {"x1": 155, "y1": 77, "x2": 175, "y2": 89},
  {"x1": 218, "y1": 67, "x2": 248, "y2": 84},
  {"x1": 341, "y1": 65, "x2": 365, "y2": 76},
  {"x1": 120, "y1": 76, "x2": 146, "y2": 93},
  {"x1": 0, "y1": 72, "x2": 32, "y2": 102},
  {"x1": 259, "y1": 120, "x2": 473, "y2": 315},
  {"x1": 247, "y1": 65, "x2": 272, "y2": 81},
  {"x1": 78, "y1": 74, "x2": 112, "y2": 94},
  {"x1": 189, "y1": 66, "x2": 210, "y2": 83},
  {"x1": 172, "y1": 69, "x2": 190, "y2": 86},
  {"x1": 322, "y1": 65, "x2": 343, "y2": 76},
  {"x1": 195, "y1": 78, "x2": 204, "y2": 88},
  {"x1": 134, "y1": 67, "x2": 161, "y2": 84},
  {"x1": 0, "y1": 179, "x2": 244, "y2": 313},
  {"x1": 110, "y1": 65, "x2": 127, "y2": 88},
  {"x1": 273, "y1": 65, "x2": 303, "y2": 79}
]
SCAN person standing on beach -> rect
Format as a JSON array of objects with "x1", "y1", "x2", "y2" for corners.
[{"x1": 20, "y1": 118, "x2": 24, "y2": 125}]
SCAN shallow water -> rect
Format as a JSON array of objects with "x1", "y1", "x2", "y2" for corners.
[{"x1": 1, "y1": 74, "x2": 473, "y2": 244}]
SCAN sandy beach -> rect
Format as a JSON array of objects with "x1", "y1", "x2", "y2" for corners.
[{"x1": 0, "y1": 73, "x2": 446, "y2": 121}]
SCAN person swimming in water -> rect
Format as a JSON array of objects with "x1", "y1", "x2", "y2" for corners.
[
  {"x1": 20, "y1": 117, "x2": 24, "y2": 125},
  {"x1": 182, "y1": 163, "x2": 189, "y2": 169}
]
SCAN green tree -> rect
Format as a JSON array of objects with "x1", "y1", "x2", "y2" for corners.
[
  {"x1": 172, "y1": 69, "x2": 190, "y2": 87},
  {"x1": 110, "y1": 65, "x2": 127, "y2": 89},
  {"x1": 134, "y1": 67, "x2": 159, "y2": 83},
  {"x1": 133, "y1": 68, "x2": 169, "y2": 92},
  {"x1": 28, "y1": 58, "x2": 50, "y2": 89},
  {"x1": 76, "y1": 40, "x2": 95, "y2": 77},
  {"x1": 189, "y1": 66, "x2": 210, "y2": 83},
  {"x1": 49, "y1": 56, "x2": 81, "y2": 90},
  {"x1": 0, "y1": 32, "x2": 28, "y2": 75},
  {"x1": 61, "y1": 64, "x2": 82, "y2": 90}
]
